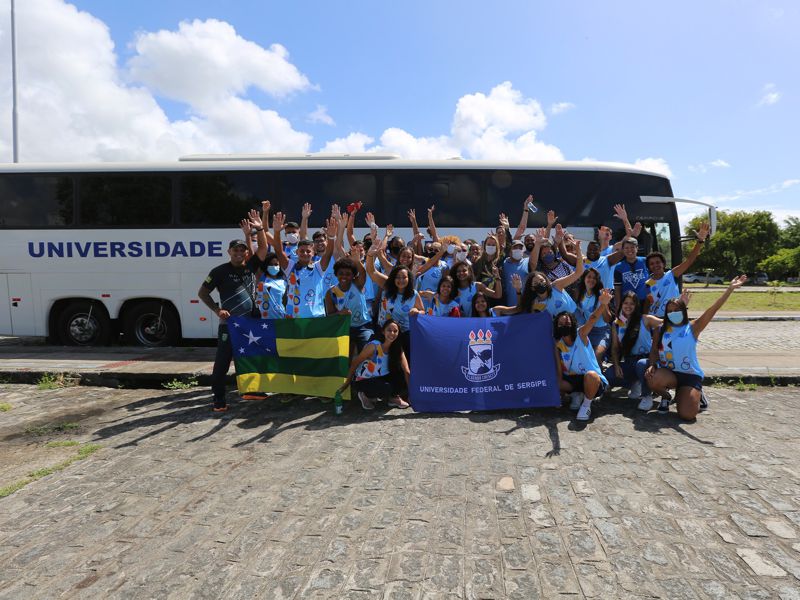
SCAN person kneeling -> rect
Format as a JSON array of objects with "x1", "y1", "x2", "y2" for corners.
[
  {"x1": 338, "y1": 320, "x2": 410, "y2": 410},
  {"x1": 554, "y1": 289, "x2": 612, "y2": 422}
]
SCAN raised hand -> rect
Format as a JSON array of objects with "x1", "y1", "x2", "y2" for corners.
[
  {"x1": 631, "y1": 222, "x2": 642, "y2": 237},
  {"x1": 512, "y1": 273, "x2": 522, "y2": 293},
  {"x1": 613, "y1": 204, "x2": 628, "y2": 221},
  {"x1": 498, "y1": 213, "x2": 510, "y2": 229},
  {"x1": 491, "y1": 264, "x2": 500, "y2": 279},
  {"x1": 272, "y1": 211, "x2": 285, "y2": 232},
  {"x1": 331, "y1": 204, "x2": 341, "y2": 221},
  {"x1": 523, "y1": 195, "x2": 533, "y2": 210},
  {"x1": 599, "y1": 288, "x2": 613, "y2": 305},
  {"x1": 239, "y1": 218, "x2": 250, "y2": 236},
  {"x1": 728, "y1": 274, "x2": 747, "y2": 290},
  {"x1": 301, "y1": 202, "x2": 313, "y2": 219},
  {"x1": 554, "y1": 224, "x2": 564, "y2": 245},
  {"x1": 248, "y1": 209, "x2": 263, "y2": 229},
  {"x1": 428, "y1": 205, "x2": 435, "y2": 217},
  {"x1": 365, "y1": 211, "x2": 376, "y2": 228},
  {"x1": 261, "y1": 200, "x2": 271, "y2": 214},
  {"x1": 325, "y1": 216, "x2": 338, "y2": 236},
  {"x1": 385, "y1": 223, "x2": 394, "y2": 238},
  {"x1": 547, "y1": 210, "x2": 557, "y2": 227},
  {"x1": 407, "y1": 208, "x2": 417, "y2": 224},
  {"x1": 535, "y1": 227, "x2": 547, "y2": 241},
  {"x1": 680, "y1": 288, "x2": 692, "y2": 306},
  {"x1": 696, "y1": 222, "x2": 710, "y2": 242}
]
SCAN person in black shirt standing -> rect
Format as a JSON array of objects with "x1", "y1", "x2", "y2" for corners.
[{"x1": 198, "y1": 239, "x2": 262, "y2": 412}]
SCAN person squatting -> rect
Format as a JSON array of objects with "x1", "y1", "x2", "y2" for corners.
[{"x1": 199, "y1": 197, "x2": 745, "y2": 423}]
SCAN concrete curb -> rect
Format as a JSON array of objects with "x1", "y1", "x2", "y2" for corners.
[{"x1": 2, "y1": 369, "x2": 797, "y2": 390}]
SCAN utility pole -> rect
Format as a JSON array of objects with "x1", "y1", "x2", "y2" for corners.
[{"x1": 11, "y1": 0, "x2": 19, "y2": 162}]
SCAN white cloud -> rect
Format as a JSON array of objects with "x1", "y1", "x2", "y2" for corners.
[
  {"x1": 688, "y1": 158, "x2": 731, "y2": 173},
  {"x1": 321, "y1": 82, "x2": 564, "y2": 161},
  {"x1": 320, "y1": 132, "x2": 374, "y2": 153},
  {"x1": 758, "y1": 83, "x2": 781, "y2": 106},
  {"x1": 0, "y1": 0, "x2": 312, "y2": 162},
  {"x1": 127, "y1": 19, "x2": 312, "y2": 108},
  {"x1": 634, "y1": 158, "x2": 673, "y2": 178},
  {"x1": 696, "y1": 178, "x2": 800, "y2": 205},
  {"x1": 308, "y1": 105, "x2": 335, "y2": 126},
  {"x1": 549, "y1": 102, "x2": 575, "y2": 115}
]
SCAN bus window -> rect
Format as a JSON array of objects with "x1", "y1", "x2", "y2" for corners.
[
  {"x1": 0, "y1": 175, "x2": 74, "y2": 227},
  {"x1": 382, "y1": 172, "x2": 481, "y2": 228},
  {"x1": 180, "y1": 172, "x2": 274, "y2": 226},
  {"x1": 79, "y1": 175, "x2": 172, "y2": 227},
  {"x1": 280, "y1": 172, "x2": 377, "y2": 228},
  {"x1": 652, "y1": 222, "x2": 672, "y2": 266}
]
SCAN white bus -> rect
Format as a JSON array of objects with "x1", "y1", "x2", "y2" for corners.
[{"x1": 0, "y1": 154, "x2": 713, "y2": 346}]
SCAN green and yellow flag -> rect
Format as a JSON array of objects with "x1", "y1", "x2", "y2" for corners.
[{"x1": 228, "y1": 314, "x2": 351, "y2": 400}]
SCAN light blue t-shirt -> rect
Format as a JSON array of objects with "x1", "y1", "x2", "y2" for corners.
[
  {"x1": 659, "y1": 322, "x2": 703, "y2": 377},
  {"x1": 328, "y1": 284, "x2": 370, "y2": 327},
  {"x1": 378, "y1": 290, "x2": 420, "y2": 332},
  {"x1": 577, "y1": 292, "x2": 607, "y2": 328},
  {"x1": 614, "y1": 316, "x2": 653, "y2": 357},
  {"x1": 557, "y1": 335, "x2": 609, "y2": 385},
  {"x1": 584, "y1": 255, "x2": 615, "y2": 291},
  {"x1": 502, "y1": 257, "x2": 529, "y2": 306},
  {"x1": 257, "y1": 276, "x2": 287, "y2": 319},
  {"x1": 646, "y1": 270, "x2": 679, "y2": 317},
  {"x1": 285, "y1": 259, "x2": 326, "y2": 318}
]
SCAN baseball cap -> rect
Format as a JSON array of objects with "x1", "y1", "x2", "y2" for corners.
[{"x1": 229, "y1": 239, "x2": 248, "y2": 249}]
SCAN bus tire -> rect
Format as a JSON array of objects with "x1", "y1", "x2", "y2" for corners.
[
  {"x1": 123, "y1": 301, "x2": 180, "y2": 347},
  {"x1": 57, "y1": 301, "x2": 112, "y2": 346}
]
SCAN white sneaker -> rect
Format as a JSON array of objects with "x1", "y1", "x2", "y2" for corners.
[
  {"x1": 357, "y1": 391, "x2": 375, "y2": 410},
  {"x1": 577, "y1": 401, "x2": 592, "y2": 421},
  {"x1": 637, "y1": 394, "x2": 654, "y2": 411},
  {"x1": 628, "y1": 380, "x2": 643, "y2": 400},
  {"x1": 569, "y1": 392, "x2": 583, "y2": 411}
]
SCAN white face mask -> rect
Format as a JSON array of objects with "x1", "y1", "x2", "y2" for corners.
[
  {"x1": 484, "y1": 245, "x2": 497, "y2": 256},
  {"x1": 285, "y1": 232, "x2": 299, "y2": 244},
  {"x1": 511, "y1": 248, "x2": 524, "y2": 260},
  {"x1": 455, "y1": 251, "x2": 468, "y2": 262},
  {"x1": 446, "y1": 244, "x2": 457, "y2": 255}
]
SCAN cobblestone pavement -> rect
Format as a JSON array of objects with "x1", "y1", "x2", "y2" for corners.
[
  {"x1": 1, "y1": 383, "x2": 800, "y2": 599},
  {"x1": 696, "y1": 321, "x2": 800, "y2": 351}
]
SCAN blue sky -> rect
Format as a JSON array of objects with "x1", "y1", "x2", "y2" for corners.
[{"x1": 1, "y1": 0, "x2": 797, "y2": 227}]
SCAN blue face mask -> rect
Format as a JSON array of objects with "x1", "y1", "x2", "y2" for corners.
[
  {"x1": 667, "y1": 311, "x2": 683, "y2": 325},
  {"x1": 542, "y1": 253, "x2": 555, "y2": 265},
  {"x1": 267, "y1": 265, "x2": 280, "y2": 276}
]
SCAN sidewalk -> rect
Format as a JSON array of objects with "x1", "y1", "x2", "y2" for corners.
[{"x1": 1, "y1": 320, "x2": 798, "y2": 387}]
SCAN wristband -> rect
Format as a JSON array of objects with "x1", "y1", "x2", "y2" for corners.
[{"x1": 253, "y1": 227, "x2": 263, "y2": 232}]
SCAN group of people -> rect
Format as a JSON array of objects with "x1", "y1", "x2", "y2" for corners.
[{"x1": 199, "y1": 197, "x2": 746, "y2": 422}]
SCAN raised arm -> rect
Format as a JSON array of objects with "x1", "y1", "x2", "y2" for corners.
[
  {"x1": 408, "y1": 209, "x2": 423, "y2": 254},
  {"x1": 578, "y1": 289, "x2": 612, "y2": 343},
  {"x1": 260, "y1": 200, "x2": 275, "y2": 250},
  {"x1": 672, "y1": 222, "x2": 710, "y2": 278},
  {"x1": 299, "y1": 202, "x2": 312, "y2": 241},
  {"x1": 319, "y1": 216, "x2": 337, "y2": 272},
  {"x1": 613, "y1": 204, "x2": 634, "y2": 238},
  {"x1": 272, "y1": 211, "x2": 289, "y2": 271},
  {"x1": 349, "y1": 245, "x2": 367, "y2": 289},
  {"x1": 346, "y1": 208, "x2": 358, "y2": 249},
  {"x1": 692, "y1": 274, "x2": 746, "y2": 337},
  {"x1": 477, "y1": 265, "x2": 503, "y2": 299},
  {"x1": 365, "y1": 246, "x2": 389, "y2": 288},
  {"x1": 553, "y1": 240, "x2": 584, "y2": 291},
  {"x1": 247, "y1": 209, "x2": 269, "y2": 262},
  {"x1": 426, "y1": 205, "x2": 440, "y2": 243},
  {"x1": 513, "y1": 195, "x2": 533, "y2": 240},
  {"x1": 416, "y1": 243, "x2": 446, "y2": 276},
  {"x1": 528, "y1": 232, "x2": 544, "y2": 271},
  {"x1": 557, "y1": 227, "x2": 578, "y2": 266},
  {"x1": 544, "y1": 210, "x2": 557, "y2": 242}
]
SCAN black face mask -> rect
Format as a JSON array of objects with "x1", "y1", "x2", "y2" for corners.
[
  {"x1": 390, "y1": 246, "x2": 402, "y2": 256},
  {"x1": 533, "y1": 283, "x2": 547, "y2": 295},
  {"x1": 555, "y1": 325, "x2": 573, "y2": 339}
]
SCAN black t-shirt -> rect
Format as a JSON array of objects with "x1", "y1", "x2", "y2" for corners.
[{"x1": 202, "y1": 256, "x2": 261, "y2": 318}]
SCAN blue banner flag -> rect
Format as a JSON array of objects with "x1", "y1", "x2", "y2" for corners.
[{"x1": 409, "y1": 312, "x2": 560, "y2": 412}]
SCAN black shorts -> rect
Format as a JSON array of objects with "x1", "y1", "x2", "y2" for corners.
[
  {"x1": 674, "y1": 371, "x2": 703, "y2": 391},
  {"x1": 563, "y1": 373, "x2": 607, "y2": 399}
]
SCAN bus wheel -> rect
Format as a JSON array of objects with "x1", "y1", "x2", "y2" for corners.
[
  {"x1": 123, "y1": 301, "x2": 179, "y2": 347},
  {"x1": 57, "y1": 302, "x2": 111, "y2": 346}
]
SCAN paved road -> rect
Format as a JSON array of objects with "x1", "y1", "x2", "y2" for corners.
[{"x1": 1, "y1": 382, "x2": 799, "y2": 599}]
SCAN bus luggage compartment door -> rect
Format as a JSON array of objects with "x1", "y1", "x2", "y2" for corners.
[
  {"x1": 0, "y1": 276, "x2": 12, "y2": 335},
  {"x1": 7, "y1": 274, "x2": 36, "y2": 336}
]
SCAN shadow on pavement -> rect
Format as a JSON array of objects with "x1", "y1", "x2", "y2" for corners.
[{"x1": 88, "y1": 388, "x2": 715, "y2": 451}]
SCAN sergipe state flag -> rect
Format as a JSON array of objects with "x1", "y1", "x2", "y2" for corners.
[
  {"x1": 227, "y1": 314, "x2": 351, "y2": 400},
  {"x1": 409, "y1": 312, "x2": 560, "y2": 412}
]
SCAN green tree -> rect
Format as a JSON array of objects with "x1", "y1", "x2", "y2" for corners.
[
  {"x1": 758, "y1": 247, "x2": 800, "y2": 280},
  {"x1": 779, "y1": 216, "x2": 800, "y2": 250},
  {"x1": 683, "y1": 210, "x2": 779, "y2": 278}
]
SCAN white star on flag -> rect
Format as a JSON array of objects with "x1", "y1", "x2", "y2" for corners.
[
  {"x1": 233, "y1": 322, "x2": 240, "y2": 328},
  {"x1": 261, "y1": 323, "x2": 270, "y2": 330},
  {"x1": 245, "y1": 331, "x2": 261, "y2": 345},
  {"x1": 239, "y1": 347, "x2": 245, "y2": 354}
]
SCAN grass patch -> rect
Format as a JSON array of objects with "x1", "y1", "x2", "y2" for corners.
[
  {"x1": 0, "y1": 402, "x2": 12, "y2": 412},
  {"x1": 36, "y1": 372, "x2": 80, "y2": 390},
  {"x1": 24, "y1": 422, "x2": 80, "y2": 436},
  {"x1": 687, "y1": 291, "x2": 800, "y2": 312},
  {"x1": 162, "y1": 377, "x2": 198, "y2": 390},
  {"x1": 45, "y1": 440, "x2": 80, "y2": 448},
  {"x1": 0, "y1": 443, "x2": 102, "y2": 499}
]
